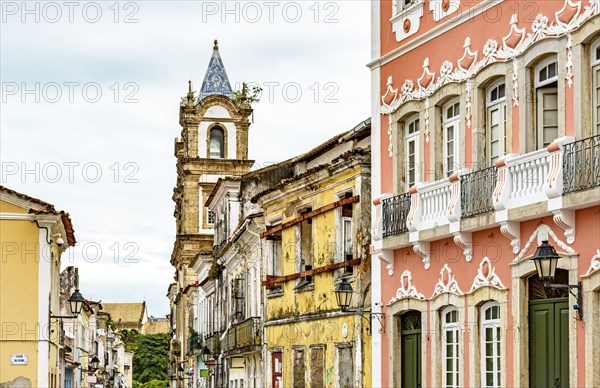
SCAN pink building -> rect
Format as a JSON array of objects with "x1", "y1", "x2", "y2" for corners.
[{"x1": 369, "y1": 1, "x2": 599, "y2": 387}]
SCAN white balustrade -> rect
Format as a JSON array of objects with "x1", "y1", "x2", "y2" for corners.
[
  {"x1": 493, "y1": 137, "x2": 573, "y2": 211},
  {"x1": 407, "y1": 174, "x2": 461, "y2": 232}
]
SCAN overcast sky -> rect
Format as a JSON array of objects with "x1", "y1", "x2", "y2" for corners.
[{"x1": 0, "y1": 1, "x2": 371, "y2": 316}]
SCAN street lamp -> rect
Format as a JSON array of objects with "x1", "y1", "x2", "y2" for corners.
[
  {"x1": 50, "y1": 289, "x2": 86, "y2": 319},
  {"x1": 531, "y1": 240, "x2": 583, "y2": 320},
  {"x1": 333, "y1": 278, "x2": 354, "y2": 311},
  {"x1": 69, "y1": 289, "x2": 85, "y2": 316},
  {"x1": 200, "y1": 346, "x2": 212, "y2": 364},
  {"x1": 89, "y1": 355, "x2": 100, "y2": 370},
  {"x1": 333, "y1": 278, "x2": 384, "y2": 334}
]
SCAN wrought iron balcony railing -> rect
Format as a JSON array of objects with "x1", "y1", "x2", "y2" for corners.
[
  {"x1": 461, "y1": 166, "x2": 497, "y2": 219},
  {"x1": 187, "y1": 333, "x2": 201, "y2": 355},
  {"x1": 563, "y1": 134, "x2": 600, "y2": 194},
  {"x1": 382, "y1": 192, "x2": 410, "y2": 238}
]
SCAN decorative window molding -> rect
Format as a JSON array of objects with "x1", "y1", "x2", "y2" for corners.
[
  {"x1": 514, "y1": 223, "x2": 575, "y2": 263},
  {"x1": 431, "y1": 264, "x2": 463, "y2": 298},
  {"x1": 586, "y1": 249, "x2": 600, "y2": 275},
  {"x1": 389, "y1": 270, "x2": 426, "y2": 304},
  {"x1": 470, "y1": 257, "x2": 506, "y2": 292},
  {"x1": 380, "y1": 1, "x2": 600, "y2": 143}
]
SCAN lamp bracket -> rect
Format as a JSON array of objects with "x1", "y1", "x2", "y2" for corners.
[
  {"x1": 341, "y1": 308, "x2": 385, "y2": 335},
  {"x1": 49, "y1": 315, "x2": 77, "y2": 319},
  {"x1": 543, "y1": 280, "x2": 583, "y2": 320}
]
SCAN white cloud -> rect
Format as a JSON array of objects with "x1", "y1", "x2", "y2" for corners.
[{"x1": 0, "y1": 0, "x2": 370, "y2": 316}]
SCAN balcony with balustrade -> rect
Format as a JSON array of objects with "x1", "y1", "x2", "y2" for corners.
[
  {"x1": 221, "y1": 317, "x2": 262, "y2": 357},
  {"x1": 375, "y1": 135, "x2": 600, "y2": 264}
]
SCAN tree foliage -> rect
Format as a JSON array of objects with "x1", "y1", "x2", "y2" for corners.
[
  {"x1": 132, "y1": 333, "x2": 169, "y2": 384},
  {"x1": 120, "y1": 329, "x2": 141, "y2": 352},
  {"x1": 139, "y1": 380, "x2": 168, "y2": 388}
]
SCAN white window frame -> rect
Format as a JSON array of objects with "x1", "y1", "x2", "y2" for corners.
[
  {"x1": 267, "y1": 217, "x2": 283, "y2": 278},
  {"x1": 486, "y1": 79, "x2": 507, "y2": 164},
  {"x1": 480, "y1": 301, "x2": 501, "y2": 388},
  {"x1": 393, "y1": 0, "x2": 418, "y2": 16},
  {"x1": 342, "y1": 216, "x2": 353, "y2": 259},
  {"x1": 534, "y1": 57, "x2": 559, "y2": 149},
  {"x1": 442, "y1": 305, "x2": 460, "y2": 388},
  {"x1": 207, "y1": 209, "x2": 215, "y2": 225},
  {"x1": 536, "y1": 86, "x2": 559, "y2": 149},
  {"x1": 405, "y1": 115, "x2": 421, "y2": 189},
  {"x1": 443, "y1": 99, "x2": 461, "y2": 176},
  {"x1": 270, "y1": 230, "x2": 283, "y2": 277},
  {"x1": 591, "y1": 38, "x2": 600, "y2": 136},
  {"x1": 534, "y1": 56, "x2": 559, "y2": 88}
]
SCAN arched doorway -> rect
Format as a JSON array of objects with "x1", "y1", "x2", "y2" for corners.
[{"x1": 528, "y1": 269, "x2": 570, "y2": 388}]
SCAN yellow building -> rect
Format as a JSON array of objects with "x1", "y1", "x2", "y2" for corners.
[
  {"x1": 256, "y1": 120, "x2": 372, "y2": 388},
  {"x1": 0, "y1": 185, "x2": 76, "y2": 388}
]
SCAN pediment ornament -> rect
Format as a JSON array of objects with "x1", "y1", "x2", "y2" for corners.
[
  {"x1": 389, "y1": 270, "x2": 426, "y2": 304},
  {"x1": 470, "y1": 256, "x2": 505, "y2": 292},
  {"x1": 431, "y1": 264, "x2": 463, "y2": 298},
  {"x1": 514, "y1": 223, "x2": 576, "y2": 263}
]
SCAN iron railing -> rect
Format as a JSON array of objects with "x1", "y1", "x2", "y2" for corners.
[
  {"x1": 563, "y1": 134, "x2": 600, "y2": 194},
  {"x1": 460, "y1": 166, "x2": 497, "y2": 218},
  {"x1": 382, "y1": 192, "x2": 411, "y2": 237},
  {"x1": 187, "y1": 333, "x2": 201, "y2": 355}
]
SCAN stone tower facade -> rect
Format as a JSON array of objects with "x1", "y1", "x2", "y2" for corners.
[{"x1": 169, "y1": 40, "x2": 255, "y2": 376}]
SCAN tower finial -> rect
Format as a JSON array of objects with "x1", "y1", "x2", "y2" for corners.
[
  {"x1": 213, "y1": 39, "x2": 218, "y2": 50},
  {"x1": 188, "y1": 80, "x2": 192, "y2": 93}
]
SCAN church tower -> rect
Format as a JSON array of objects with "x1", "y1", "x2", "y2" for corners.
[{"x1": 169, "y1": 41, "x2": 255, "y2": 363}]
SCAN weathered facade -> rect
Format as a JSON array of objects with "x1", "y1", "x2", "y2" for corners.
[
  {"x1": 168, "y1": 40, "x2": 255, "y2": 388},
  {"x1": 369, "y1": 1, "x2": 600, "y2": 387},
  {"x1": 0, "y1": 186, "x2": 76, "y2": 388},
  {"x1": 257, "y1": 120, "x2": 372, "y2": 388}
]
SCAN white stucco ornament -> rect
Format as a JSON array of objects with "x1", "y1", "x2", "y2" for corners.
[{"x1": 341, "y1": 322, "x2": 348, "y2": 338}]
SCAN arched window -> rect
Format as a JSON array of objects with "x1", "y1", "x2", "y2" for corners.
[
  {"x1": 535, "y1": 57, "x2": 559, "y2": 148},
  {"x1": 480, "y1": 301, "x2": 501, "y2": 388},
  {"x1": 443, "y1": 99, "x2": 461, "y2": 176},
  {"x1": 405, "y1": 115, "x2": 420, "y2": 189},
  {"x1": 209, "y1": 127, "x2": 225, "y2": 159},
  {"x1": 486, "y1": 79, "x2": 507, "y2": 164},
  {"x1": 441, "y1": 305, "x2": 460, "y2": 388},
  {"x1": 591, "y1": 38, "x2": 600, "y2": 136}
]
